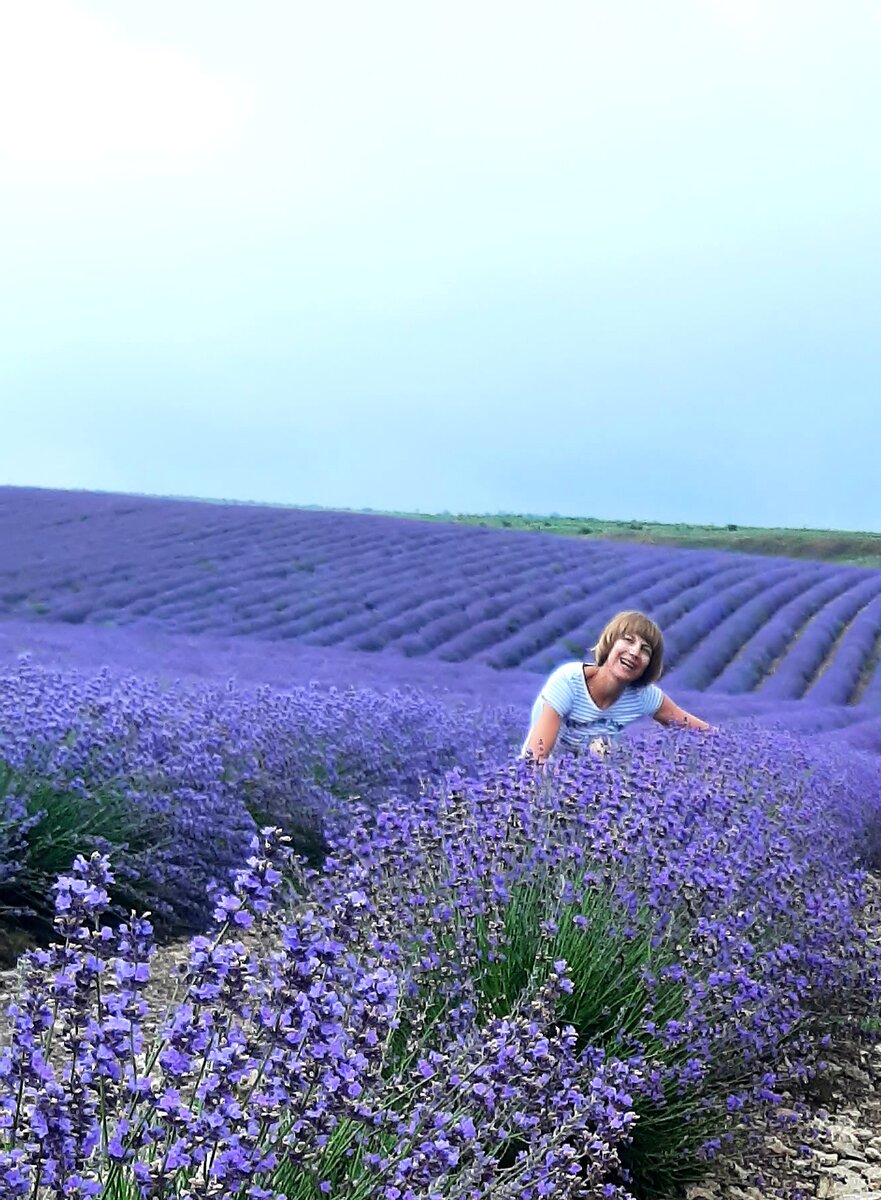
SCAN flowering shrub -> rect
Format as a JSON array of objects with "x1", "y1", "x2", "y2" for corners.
[
  {"x1": 1, "y1": 486, "x2": 881, "y2": 1195},
  {"x1": 0, "y1": 661, "x2": 521, "y2": 932},
  {"x1": 316, "y1": 725, "x2": 881, "y2": 1194},
  {"x1": 0, "y1": 831, "x2": 644, "y2": 1200},
  {"x1": 0, "y1": 759, "x2": 161, "y2": 927}
]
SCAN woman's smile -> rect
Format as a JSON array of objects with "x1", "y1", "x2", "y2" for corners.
[{"x1": 610, "y1": 633, "x2": 652, "y2": 678}]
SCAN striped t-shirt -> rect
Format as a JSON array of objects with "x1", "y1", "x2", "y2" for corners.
[{"x1": 522, "y1": 661, "x2": 664, "y2": 755}]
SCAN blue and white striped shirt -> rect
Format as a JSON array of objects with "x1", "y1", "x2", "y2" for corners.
[{"x1": 522, "y1": 661, "x2": 664, "y2": 755}]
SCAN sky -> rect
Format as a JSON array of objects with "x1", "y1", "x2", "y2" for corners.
[{"x1": 2, "y1": 1, "x2": 880, "y2": 531}]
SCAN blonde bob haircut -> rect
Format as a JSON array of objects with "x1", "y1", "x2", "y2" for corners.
[{"x1": 590, "y1": 610, "x2": 664, "y2": 686}]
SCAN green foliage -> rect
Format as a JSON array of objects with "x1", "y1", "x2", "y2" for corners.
[
  {"x1": 371, "y1": 507, "x2": 881, "y2": 568},
  {"x1": 380, "y1": 854, "x2": 728, "y2": 1197},
  {"x1": 474, "y1": 872, "x2": 679, "y2": 1044},
  {"x1": 473, "y1": 871, "x2": 723, "y2": 1195},
  {"x1": 0, "y1": 759, "x2": 171, "y2": 931},
  {"x1": 266, "y1": 1118, "x2": 384, "y2": 1199}
]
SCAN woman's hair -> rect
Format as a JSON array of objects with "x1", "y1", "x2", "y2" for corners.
[{"x1": 590, "y1": 610, "x2": 664, "y2": 685}]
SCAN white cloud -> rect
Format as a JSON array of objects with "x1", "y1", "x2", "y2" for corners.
[{"x1": 0, "y1": 0, "x2": 252, "y2": 180}]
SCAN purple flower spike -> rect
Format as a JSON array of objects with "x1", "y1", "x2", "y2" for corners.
[{"x1": 51, "y1": 852, "x2": 114, "y2": 940}]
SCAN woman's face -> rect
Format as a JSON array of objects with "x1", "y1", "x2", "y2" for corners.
[{"x1": 607, "y1": 630, "x2": 653, "y2": 682}]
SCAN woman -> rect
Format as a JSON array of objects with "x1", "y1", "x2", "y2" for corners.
[{"x1": 521, "y1": 610, "x2": 712, "y2": 764}]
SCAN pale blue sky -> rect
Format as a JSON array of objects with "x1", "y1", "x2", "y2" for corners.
[{"x1": 2, "y1": 1, "x2": 880, "y2": 530}]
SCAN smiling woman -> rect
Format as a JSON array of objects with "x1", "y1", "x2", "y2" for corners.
[{"x1": 521, "y1": 609, "x2": 712, "y2": 763}]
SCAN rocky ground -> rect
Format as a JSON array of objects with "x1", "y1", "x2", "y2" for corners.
[
  {"x1": 686, "y1": 871, "x2": 881, "y2": 1200},
  {"x1": 684, "y1": 1040, "x2": 881, "y2": 1200}
]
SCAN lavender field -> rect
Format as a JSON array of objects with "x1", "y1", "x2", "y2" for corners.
[
  {"x1": 3, "y1": 487, "x2": 881, "y2": 744},
  {"x1": 2, "y1": 486, "x2": 881, "y2": 1200}
]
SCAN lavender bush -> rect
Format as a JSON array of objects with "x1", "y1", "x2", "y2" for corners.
[
  {"x1": 0, "y1": 760, "x2": 164, "y2": 929},
  {"x1": 2, "y1": 488, "x2": 881, "y2": 1195},
  {"x1": 0, "y1": 831, "x2": 643, "y2": 1200},
  {"x1": 315, "y1": 725, "x2": 881, "y2": 1194},
  {"x1": 0, "y1": 660, "x2": 521, "y2": 932}
]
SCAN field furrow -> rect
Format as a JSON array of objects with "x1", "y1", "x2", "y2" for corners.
[
  {"x1": 707, "y1": 570, "x2": 862, "y2": 694},
  {"x1": 756, "y1": 574, "x2": 881, "y2": 700},
  {"x1": 803, "y1": 591, "x2": 881, "y2": 706},
  {"x1": 671, "y1": 566, "x2": 828, "y2": 689}
]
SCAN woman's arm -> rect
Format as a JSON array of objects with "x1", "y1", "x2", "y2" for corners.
[
  {"x1": 653, "y1": 693, "x2": 713, "y2": 731},
  {"x1": 523, "y1": 703, "x2": 562, "y2": 764}
]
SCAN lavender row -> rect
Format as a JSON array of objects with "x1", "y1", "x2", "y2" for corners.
[
  {"x1": 708, "y1": 571, "x2": 861, "y2": 694},
  {"x1": 804, "y1": 591, "x2": 881, "y2": 707},
  {"x1": 9, "y1": 616, "x2": 881, "y2": 753},
  {"x1": 658, "y1": 566, "x2": 799, "y2": 671},
  {"x1": 518, "y1": 556, "x2": 724, "y2": 672},
  {"x1": 670, "y1": 566, "x2": 829, "y2": 690},
  {"x1": 0, "y1": 660, "x2": 521, "y2": 929},
  {"x1": 443, "y1": 552, "x2": 664, "y2": 668},
  {"x1": 345, "y1": 549, "x2": 614, "y2": 657},
  {"x1": 475, "y1": 559, "x2": 765, "y2": 672},
  {"x1": 756, "y1": 574, "x2": 881, "y2": 701},
  {"x1": 856, "y1": 640, "x2": 881, "y2": 710},
  {"x1": 280, "y1": 530, "x2": 547, "y2": 647}
]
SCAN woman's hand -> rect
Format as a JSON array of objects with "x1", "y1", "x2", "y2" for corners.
[
  {"x1": 589, "y1": 737, "x2": 609, "y2": 758},
  {"x1": 523, "y1": 703, "x2": 562, "y2": 764}
]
